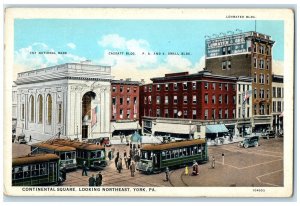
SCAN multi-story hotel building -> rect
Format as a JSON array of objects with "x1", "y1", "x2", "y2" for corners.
[
  {"x1": 111, "y1": 79, "x2": 141, "y2": 136},
  {"x1": 272, "y1": 75, "x2": 284, "y2": 133},
  {"x1": 140, "y1": 71, "x2": 252, "y2": 139},
  {"x1": 205, "y1": 31, "x2": 275, "y2": 132}
]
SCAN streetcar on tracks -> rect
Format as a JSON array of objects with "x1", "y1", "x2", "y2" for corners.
[
  {"x1": 51, "y1": 139, "x2": 107, "y2": 170},
  {"x1": 31, "y1": 143, "x2": 77, "y2": 171},
  {"x1": 136, "y1": 139, "x2": 208, "y2": 174},
  {"x1": 12, "y1": 154, "x2": 63, "y2": 186}
]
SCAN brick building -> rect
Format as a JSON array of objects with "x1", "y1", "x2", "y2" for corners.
[
  {"x1": 205, "y1": 31, "x2": 275, "y2": 132},
  {"x1": 140, "y1": 71, "x2": 252, "y2": 139},
  {"x1": 111, "y1": 79, "x2": 141, "y2": 136}
]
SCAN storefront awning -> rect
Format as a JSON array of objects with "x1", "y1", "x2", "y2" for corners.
[
  {"x1": 206, "y1": 124, "x2": 228, "y2": 134},
  {"x1": 111, "y1": 122, "x2": 140, "y2": 131},
  {"x1": 154, "y1": 123, "x2": 196, "y2": 135}
]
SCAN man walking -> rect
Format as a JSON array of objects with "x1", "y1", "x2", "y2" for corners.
[
  {"x1": 117, "y1": 158, "x2": 123, "y2": 173},
  {"x1": 127, "y1": 156, "x2": 132, "y2": 170},
  {"x1": 88, "y1": 174, "x2": 96, "y2": 186},
  {"x1": 165, "y1": 167, "x2": 170, "y2": 181},
  {"x1": 211, "y1": 156, "x2": 215, "y2": 169},
  {"x1": 129, "y1": 161, "x2": 136, "y2": 177},
  {"x1": 95, "y1": 172, "x2": 103, "y2": 186},
  {"x1": 82, "y1": 161, "x2": 88, "y2": 176},
  {"x1": 114, "y1": 156, "x2": 119, "y2": 169}
]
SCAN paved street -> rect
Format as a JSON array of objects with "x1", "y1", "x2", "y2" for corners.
[{"x1": 12, "y1": 137, "x2": 283, "y2": 187}]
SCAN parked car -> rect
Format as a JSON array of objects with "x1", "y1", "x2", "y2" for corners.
[
  {"x1": 239, "y1": 135, "x2": 259, "y2": 148},
  {"x1": 261, "y1": 130, "x2": 276, "y2": 139},
  {"x1": 102, "y1": 137, "x2": 111, "y2": 147},
  {"x1": 17, "y1": 134, "x2": 27, "y2": 144}
]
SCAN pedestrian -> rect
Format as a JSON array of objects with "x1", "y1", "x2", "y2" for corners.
[
  {"x1": 29, "y1": 135, "x2": 32, "y2": 142},
  {"x1": 95, "y1": 172, "x2": 103, "y2": 186},
  {"x1": 117, "y1": 158, "x2": 123, "y2": 173},
  {"x1": 108, "y1": 150, "x2": 112, "y2": 160},
  {"x1": 129, "y1": 161, "x2": 136, "y2": 177},
  {"x1": 114, "y1": 156, "x2": 119, "y2": 169},
  {"x1": 192, "y1": 160, "x2": 199, "y2": 176},
  {"x1": 124, "y1": 156, "x2": 128, "y2": 169},
  {"x1": 211, "y1": 156, "x2": 215, "y2": 169},
  {"x1": 124, "y1": 150, "x2": 127, "y2": 158},
  {"x1": 61, "y1": 167, "x2": 67, "y2": 181},
  {"x1": 165, "y1": 167, "x2": 170, "y2": 181},
  {"x1": 127, "y1": 156, "x2": 131, "y2": 169},
  {"x1": 82, "y1": 161, "x2": 88, "y2": 176},
  {"x1": 88, "y1": 174, "x2": 96, "y2": 186},
  {"x1": 116, "y1": 150, "x2": 120, "y2": 159},
  {"x1": 185, "y1": 165, "x2": 189, "y2": 175}
]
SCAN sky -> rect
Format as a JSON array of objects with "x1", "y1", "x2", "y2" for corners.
[{"x1": 14, "y1": 19, "x2": 284, "y2": 82}]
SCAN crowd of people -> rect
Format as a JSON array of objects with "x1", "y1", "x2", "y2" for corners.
[{"x1": 82, "y1": 147, "x2": 140, "y2": 186}]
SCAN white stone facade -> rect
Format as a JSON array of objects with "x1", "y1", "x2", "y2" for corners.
[{"x1": 15, "y1": 62, "x2": 113, "y2": 142}]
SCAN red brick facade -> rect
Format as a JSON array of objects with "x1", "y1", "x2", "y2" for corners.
[
  {"x1": 139, "y1": 71, "x2": 237, "y2": 122},
  {"x1": 111, "y1": 80, "x2": 140, "y2": 121}
]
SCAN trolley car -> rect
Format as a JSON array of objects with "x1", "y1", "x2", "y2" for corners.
[
  {"x1": 31, "y1": 143, "x2": 77, "y2": 171},
  {"x1": 12, "y1": 154, "x2": 62, "y2": 186},
  {"x1": 137, "y1": 139, "x2": 208, "y2": 174},
  {"x1": 51, "y1": 139, "x2": 107, "y2": 170}
]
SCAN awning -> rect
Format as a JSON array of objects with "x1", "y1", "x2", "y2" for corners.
[
  {"x1": 206, "y1": 124, "x2": 228, "y2": 134},
  {"x1": 154, "y1": 123, "x2": 196, "y2": 135},
  {"x1": 111, "y1": 122, "x2": 140, "y2": 131}
]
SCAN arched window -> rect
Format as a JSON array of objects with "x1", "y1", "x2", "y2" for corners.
[
  {"x1": 38, "y1": 95, "x2": 43, "y2": 123},
  {"x1": 47, "y1": 94, "x2": 52, "y2": 125},
  {"x1": 30, "y1": 95, "x2": 34, "y2": 122}
]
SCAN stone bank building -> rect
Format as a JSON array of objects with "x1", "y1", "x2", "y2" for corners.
[{"x1": 14, "y1": 62, "x2": 113, "y2": 142}]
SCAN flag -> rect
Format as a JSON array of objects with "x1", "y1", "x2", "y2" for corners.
[
  {"x1": 134, "y1": 103, "x2": 137, "y2": 114},
  {"x1": 243, "y1": 90, "x2": 252, "y2": 102},
  {"x1": 112, "y1": 104, "x2": 116, "y2": 114},
  {"x1": 91, "y1": 106, "x2": 98, "y2": 128}
]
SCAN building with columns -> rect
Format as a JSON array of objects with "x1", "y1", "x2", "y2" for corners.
[{"x1": 14, "y1": 62, "x2": 113, "y2": 143}]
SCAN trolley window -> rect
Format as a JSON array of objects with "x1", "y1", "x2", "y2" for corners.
[{"x1": 161, "y1": 151, "x2": 166, "y2": 160}]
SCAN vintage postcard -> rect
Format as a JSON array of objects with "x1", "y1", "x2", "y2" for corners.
[{"x1": 3, "y1": 8, "x2": 294, "y2": 197}]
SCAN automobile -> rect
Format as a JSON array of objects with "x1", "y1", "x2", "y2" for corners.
[
  {"x1": 101, "y1": 137, "x2": 111, "y2": 147},
  {"x1": 12, "y1": 132, "x2": 16, "y2": 143},
  {"x1": 17, "y1": 134, "x2": 27, "y2": 144},
  {"x1": 261, "y1": 130, "x2": 276, "y2": 139},
  {"x1": 239, "y1": 135, "x2": 259, "y2": 148}
]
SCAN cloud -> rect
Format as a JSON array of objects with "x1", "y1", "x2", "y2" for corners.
[
  {"x1": 272, "y1": 60, "x2": 284, "y2": 75},
  {"x1": 97, "y1": 34, "x2": 205, "y2": 82},
  {"x1": 67, "y1": 42, "x2": 76, "y2": 49},
  {"x1": 98, "y1": 34, "x2": 126, "y2": 49},
  {"x1": 13, "y1": 42, "x2": 86, "y2": 80}
]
